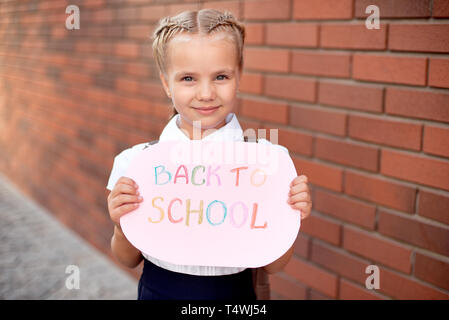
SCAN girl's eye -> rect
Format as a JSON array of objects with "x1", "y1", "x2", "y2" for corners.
[
  {"x1": 181, "y1": 76, "x2": 193, "y2": 82},
  {"x1": 217, "y1": 75, "x2": 228, "y2": 80}
]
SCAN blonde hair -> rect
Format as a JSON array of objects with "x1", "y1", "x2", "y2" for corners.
[{"x1": 151, "y1": 9, "x2": 246, "y2": 121}]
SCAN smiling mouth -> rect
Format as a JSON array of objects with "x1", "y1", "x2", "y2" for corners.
[{"x1": 193, "y1": 106, "x2": 221, "y2": 110}]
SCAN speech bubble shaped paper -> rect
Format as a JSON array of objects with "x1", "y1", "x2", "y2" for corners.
[{"x1": 121, "y1": 140, "x2": 300, "y2": 268}]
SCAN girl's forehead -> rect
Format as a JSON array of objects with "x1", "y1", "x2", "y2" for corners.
[
  {"x1": 166, "y1": 32, "x2": 238, "y2": 73},
  {"x1": 169, "y1": 31, "x2": 234, "y2": 46}
]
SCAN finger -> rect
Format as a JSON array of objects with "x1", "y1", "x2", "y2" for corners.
[
  {"x1": 290, "y1": 175, "x2": 308, "y2": 187},
  {"x1": 110, "y1": 179, "x2": 137, "y2": 199},
  {"x1": 289, "y1": 200, "x2": 311, "y2": 210},
  {"x1": 289, "y1": 182, "x2": 309, "y2": 195},
  {"x1": 112, "y1": 203, "x2": 140, "y2": 221},
  {"x1": 288, "y1": 192, "x2": 310, "y2": 204},
  {"x1": 111, "y1": 194, "x2": 143, "y2": 210},
  {"x1": 300, "y1": 209, "x2": 311, "y2": 220},
  {"x1": 117, "y1": 176, "x2": 138, "y2": 187},
  {"x1": 117, "y1": 183, "x2": 139, "y2": 196}
]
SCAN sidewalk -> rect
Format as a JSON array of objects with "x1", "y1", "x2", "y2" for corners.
[{"x1": 0, "y1": 173, "x2": 138, "y2": 299}]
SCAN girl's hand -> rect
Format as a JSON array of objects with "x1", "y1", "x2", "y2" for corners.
[
  {"x1": 287, "y1": 175, "x2": 312, "y2": 220},
  {"x1": 107, "y1": 176, "x2": 143, "y2": 231}
]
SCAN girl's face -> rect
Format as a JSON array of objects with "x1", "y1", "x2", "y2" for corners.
[{"x1": 159, "y1": 32, "x2": 241, "y2": 139}]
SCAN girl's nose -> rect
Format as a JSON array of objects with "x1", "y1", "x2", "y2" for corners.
[{"x1": 197, "y1": 81, "x2": 216, "y2": 101}]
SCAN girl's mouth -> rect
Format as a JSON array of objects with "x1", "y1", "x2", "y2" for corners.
[{"x1": 193, "y1": 106, "x2": 220, "y2": 115}]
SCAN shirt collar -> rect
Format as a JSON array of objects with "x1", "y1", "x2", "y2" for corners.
[{"x1": 159, "y1": 112, "x2": 244, "y2": 142}]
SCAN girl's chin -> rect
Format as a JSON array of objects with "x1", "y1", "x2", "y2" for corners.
[{"x1": 180, "y1": 112, "x2": 227, "y2": 129}]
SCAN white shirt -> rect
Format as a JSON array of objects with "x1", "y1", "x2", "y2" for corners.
[{"x1": 106, "y1": 112, "x2": 289, "y2": 275}]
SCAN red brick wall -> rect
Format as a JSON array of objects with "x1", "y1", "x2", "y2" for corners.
[{"x1": 0, "y1": 0, "x2": 448, "y2": 299}]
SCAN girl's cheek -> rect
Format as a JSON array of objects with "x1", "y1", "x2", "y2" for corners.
[{"x1": 173, "y1": 87, "x2": 193, "y2": 103}]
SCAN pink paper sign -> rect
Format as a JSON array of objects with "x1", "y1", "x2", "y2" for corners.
[{"x1": 121, "y1": 140, "x2": 301, "y2": 268}]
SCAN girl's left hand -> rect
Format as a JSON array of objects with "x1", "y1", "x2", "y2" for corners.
[{"x1": 288, "y1": 175, "x2": 312, "y2": 220}]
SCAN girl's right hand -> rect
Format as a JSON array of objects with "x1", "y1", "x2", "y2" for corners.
[{"x1": 107, "y1": 176, "x2": 143, "y2": 231}]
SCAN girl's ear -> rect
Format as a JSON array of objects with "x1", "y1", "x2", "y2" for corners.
[{"x1": 159, "y1": 71, "x2": 171, "y2": 98}]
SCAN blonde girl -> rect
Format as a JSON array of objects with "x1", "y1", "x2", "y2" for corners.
[{"x1": 106, "y1": 9, "x2": 312, "y2": 300}]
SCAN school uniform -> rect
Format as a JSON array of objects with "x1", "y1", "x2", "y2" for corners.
[{"x1": 106, "y1": 112, "x2": 288, "y2": 299}]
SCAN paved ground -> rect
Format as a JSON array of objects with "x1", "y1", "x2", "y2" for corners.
[{"x1": 0, "y1": 173, "x2": 138, "y2": 299}]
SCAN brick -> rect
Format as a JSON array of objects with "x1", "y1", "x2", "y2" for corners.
[
  {"x1": 139, "y1": 5, "x2": 166, "y2": 21},
  {"x1": 290, "y1": 105, "x2": 346, "y2": 137},
  {"x1": 348, "y1": 115, "x2": 422, "y2": 151},
  {"x1": 244, "y1": 23, "x2": 264, "y2": 45},
  {"x1": 378, "y1": 209, "x2": 449, "y2": 256},
  {"x1": 124, "y1": 62, "x2": 151, "y2": 78},
  {"x1": 239, "y1": 72, "x2": 263, "y2": 94},
  {"x1": 292, "y1": 51, "x2": 351, "y2": 78},
  {"x1": 139, "y1": 81, "x2": 166, "y2": 99},
  {"x1": 82, "y1": 58, "x2": 103, "y2": 73},
  {"x1": 380, "y1": 267, "x2": 449, "y2": 299},
  {"x1": 300, "y1": 215, "x2": 341, "y2": 246},
  {"x1": 315, "y1": 136, "x2": 379, "y2": 172},
  {"x1": 266, "y1": 23, "x2": 318, "y2": 47},
  {"x1": 314, "y1": 189, "x2": 376, "y2": 229},
  {"x1": 244, "y1": 47, "x2": 289, "y2": 73},
  {"x1": 418, "y1": 190, "x2": 449, "y2": 224},
  {"x1": 114, "y1": 42, "x2": 140, "y2": 58},
  {"x1": 311, "y1": 240, "x2": 371, "y2": 284},
  {"x1": 243, "y1": 0, "x2": 291, "y2": 20},
  {"x1": 115, "y1": 78, "x2": 139, "y2": 94},
  {"x1": 40, "y1": 0, "x2": 72, "y2": 10},
  {"x1": 284, "y1": 256, "x2": 338, "y2": 298},
  {"x1": 353, "y1": 54, "x2": 427, "y2": 86},
  {"x1": 203, "y1": 0, "x2": 241, "y2": 19},
  {"x1": 270, "y1": 291, "x2": 286, "y2": 300},
  {"x1": 116, "y1": 96, "x2": 152, "y2": 115},
  {"x1": 293, "y1": 0, "x2": 353, "y2": 20},
  {"x1": 339, "y1": 279, "x2": 385, "y2": 300},
  {"x1": 268, "y1": 272, "x2": 307, "y2": 300},
  {"x1": 355, "y1": 0, "x2": 431, "y2": 18},
  {"x1": 389, "y1": 24, "x2": 449, "y2": 53},
  {"x1": 264, "y1": 75, "x2": 316, "y2": 103},
  {"x1": 309, "y1": 288, "x2": 331, "y2": 300},
  {"x1": 345, "y1": 171, "x2": 416, "y2": 213},
  {"x1": 433, "y1": 0, "x2": 449, "y2": 17},
  {"x1": 429, "y1": 58, "x2": 449, "y2": 89},
  {"x1": 414, "y1": 253, "x2": 449, "y2": 291},
  {"x1": 292, "y1": 156, "x2": 343, "y2": 192},
  {"x1": 239, "y1": 97, "x2": 288, "y2": 124},
  {"x1": 263, "y1": 125, "x2": 314, "y2": 156},
  {"x1": 318, "y1": 81, "x2": 383, "y2": 113},
  {"x1": 60, "y1": 71, "x2": 91, "y2": 85},
  {"x1": 381, "y1": 149, "x2": 449, "y2": 192},
  {"x1": 293, "y1": 233, "x2": 310, "y2": 258},
  {"x1": 81, "y1": 0, "x2": 105, "y2": 9},
  {"x1": 167, "y1": 3, "x2": 199, "y2": 16},
  {"x1": 321, "y1": 24, "x2": 386, "y2": 50},
  {"x1": 126, "y1": 24, "x2": 152, "y2": 40},
  {"x1": 91, "y1": 8, "x2": 114, "y2": 23},
  {"x1": 385, "y1": 87, "x2": 449, "y2": 124},
  {"x1": 423, "y1": 125, "x2": 449, "y2": 158},
  {"x1": 343, "y1": 226, "x2": 412, "y2": 274},
  {"x1": 115, "y1": 7, "x2": 138, "y2": 20}
]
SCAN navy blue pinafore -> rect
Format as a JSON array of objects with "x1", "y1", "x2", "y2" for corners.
[{"x1": 137, "y1": 258, "x2": 257, "y2": 300}]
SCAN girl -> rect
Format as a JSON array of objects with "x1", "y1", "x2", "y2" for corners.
[{"x1": 106, "y1": 9, "x2": 312, "y2": 300}]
